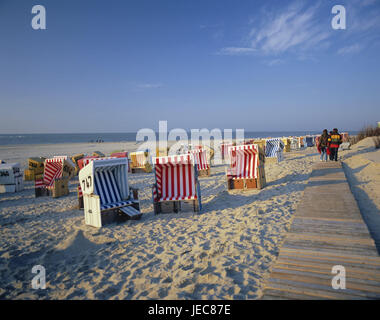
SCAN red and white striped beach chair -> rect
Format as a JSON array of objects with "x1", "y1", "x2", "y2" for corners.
[
  {"x1": 152, "y1": 154, "x2": 202, "y2": 214},
  {"x1": 226, "y1": 144, "x2": 266, "y2": 190},
  {"x1": 189, "y1": 147, "x2": 210, "y2": 177},
  {"x1": 35, "y1": 157, "x2": 75, "y2": 198}
]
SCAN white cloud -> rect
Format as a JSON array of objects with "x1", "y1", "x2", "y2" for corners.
[
  {"x1": 337, "y1": 44, "x2": 362, "y2": 55},
  {"x1": 219, "y1": 2, "x2": 331, "y2": 57},
  {"x1": 137, "y1": 83, "x2": 163, "y2": 89},
  {"x1": 218, "y1": 47, "x2": 257, "y2": 55},
  {"x1": 250, "y1": 2, "x2": 328, "y2": 55}
]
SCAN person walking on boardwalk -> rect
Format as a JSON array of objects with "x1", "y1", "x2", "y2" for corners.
[
  {"x1": 328, "y1": 128, "x2": 342, "y2": 161},
  {"x1": 319, "y1": 129, "x2": 329, "y2": 162}
]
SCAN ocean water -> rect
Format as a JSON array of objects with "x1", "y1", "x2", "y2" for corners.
[{"x1": 0, "y1": 131, "x2": 358, "y2": 146}]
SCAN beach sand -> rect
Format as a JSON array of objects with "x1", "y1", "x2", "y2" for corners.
[{"x1": 0, "y1": 139, "x2": 378, "y2": 299}]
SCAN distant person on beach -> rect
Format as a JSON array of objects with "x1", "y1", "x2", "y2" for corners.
[
  {"x1": 319, "y1": 129, "x2": 329, "y2": 162},
  {"x1": 328, "y1": 128, "x2": 342, "y2": 161},
  {"x1": 328, "y1": 131, "x2": 333, "y2": 160}
]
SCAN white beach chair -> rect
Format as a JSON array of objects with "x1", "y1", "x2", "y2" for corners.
[
  {"x1": 79, "y1": 157, "x2": 141, "y2": 227},
  {"x1": 0, "y1": 163, "x2": 23, "y2": 193},
  {"x1": 226, "y1": 144, "x2": 266, "y2": 190},
  {"x1": 152, "y1": 154, "x2": 202, "y2": 214}
]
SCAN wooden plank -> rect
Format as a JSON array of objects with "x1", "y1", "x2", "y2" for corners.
[
  {"x1": 261, "y1": 161, "x2": 380, "y2": 299},
  {"x1": 279, "y1": 248, "x2": 380, "y2": 264},
  {"x1": 271, "y1": 267, "x2": 380, "y2": 287},
  {"x1": 267, "y1": 278, "x2": 380, "y2": 299}
]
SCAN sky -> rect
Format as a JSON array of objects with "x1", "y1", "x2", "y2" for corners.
[{"x1": 0, "y1": 0, "x2": 379, "y2": 133}]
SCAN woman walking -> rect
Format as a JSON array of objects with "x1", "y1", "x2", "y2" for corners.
[{"x1": 319, "y1": 129, "x2": 329, "y2": 162}]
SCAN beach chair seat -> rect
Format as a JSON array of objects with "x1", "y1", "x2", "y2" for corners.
[
  {"x1": 265, "y1": 138, "x2": 284, "y2": 163},
  {"x1": 35, "y1": 157, "x2": 75, "y2": 198},
  {"x1": 0, "y1": 163, "x2": 23, "y2": 193},
  {"x1": 79, "y1": 158, "x2": 141, "y2": 227},
  {"x1": 152, "y1": 154, "x2": 202, "y2": 214},
  {"x1": 130, "y1": 151, "x2": 152, "y2": 173}
]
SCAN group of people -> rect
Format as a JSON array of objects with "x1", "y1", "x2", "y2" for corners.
[{"x1": 317, "y1": 128, "x2": 342, "y2": 162}]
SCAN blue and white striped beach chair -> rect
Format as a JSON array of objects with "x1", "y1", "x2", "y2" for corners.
[
  {"x1": 265, "y1": 138, "x2": 284, "y2": 162},
  {"x1": 79, "y1": 158, "x2": 141, "y2": 227}
]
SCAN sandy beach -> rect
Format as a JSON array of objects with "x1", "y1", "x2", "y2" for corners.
[{"x1": 0, "y1": 138, "x2": 379, "y2": 299}]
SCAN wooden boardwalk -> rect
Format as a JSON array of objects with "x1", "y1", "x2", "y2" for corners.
[{"x1": 261, "y1": 161, "x2": 380, "y2": 299}]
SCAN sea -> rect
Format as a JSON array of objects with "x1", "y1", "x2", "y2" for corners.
[{"x1": 0, "y1": 131, "x2": 358, "y2": 146}]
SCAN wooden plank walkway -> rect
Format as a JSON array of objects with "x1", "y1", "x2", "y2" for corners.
[{"x1": 261, "y1": 161, "x2": 380, "y2": 299}]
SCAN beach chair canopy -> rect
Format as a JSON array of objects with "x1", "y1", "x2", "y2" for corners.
[
  {"x1": 153, "y1": 154, "x2": 197, "y2": 202},
  {"x1": 79, "y1": 158, "x2": 130, "y2": 210},
  {"x1": 189, "y1": 148, "x2": 209, "y2": 171},
  {"x1": 265, "y1": 138, "x2": 284, "y2": 158},
  {"x1": 110, "y1": 151, "x2": 128, "y2": 158},
  {"x1": 227, "y1": 144, "x2": 259, "y2": 179},
  {"x1": 42, "y1": 157, "x2": 74, "y2": 187},
  {"x1": 220, "y1": 142, "x2": 233, "y2": 158}
]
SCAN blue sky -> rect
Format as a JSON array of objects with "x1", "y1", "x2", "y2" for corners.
[{"x1": 0, "y1": 0, "x2": 379, "y2": 133}]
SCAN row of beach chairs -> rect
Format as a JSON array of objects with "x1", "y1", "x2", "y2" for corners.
[{"x1": 4, "y1": 136, "x2": 316, "y2": 228}]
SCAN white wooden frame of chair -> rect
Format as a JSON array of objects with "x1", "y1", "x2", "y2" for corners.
[{"x1": 80, "y1": 159, "x2": 141, "y2": 227}]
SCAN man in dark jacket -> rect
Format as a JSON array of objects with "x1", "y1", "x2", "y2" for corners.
[{"x1": 328, "y1": 128, "x2": 342, "y2": 161}]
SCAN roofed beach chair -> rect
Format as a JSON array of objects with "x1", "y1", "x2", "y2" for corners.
[
  {"x1": 130, "y1": 151, "x2": 152, "y2": 173},
  {"x1": 304, "y1": 136, "x2": 314, "y2": 147},
  {"x1": 298, "y1": 136, "x2": 305, "y2": 148},
  {"x1": 226, "y1": 144, "x2": 266, "y2": 190},
  {"x1": 35, "y1": 157, "x2": 75, "y2": 198},
  {"x1": 76, "y1": 155, "x2": 125, "y2": 209},
  {"x1": 265, "y1": 138, "x2": 284, "y2": 163},
  {"x1": 0, "y1": 163, "x2": 23, "y2": 193},
  {"x1": 281, "y1": 138, "x2": 291, "y2": 152},
  {"x1": 290, "y1": 137, "x2": 299, "y2": 150},
  {"x1": 71, "y1": 153, "x2": 85, "y2": 176},
  {"x1": 152, "y1": 154, "x2": 202, "y2": 214},
  {"x1": 189, "y1": 146, "x2": 210, "y2": 177},
  {"x1": 341, "y1": 132, "x2": 349, "y2": 142},
  {"x1": 79, "y1": 158, "x2": 141, "y2": 227}
]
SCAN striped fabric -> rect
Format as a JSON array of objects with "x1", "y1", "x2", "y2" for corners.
[
  {"x1": 227, "y1": 144, "x2": 258, "y2": 179},
  {"x1": 91, "y1": 169, "x2": 131, "y2": 210},
  {"x1": 43, "y1": 159, "x2": 64, "y2": 186},
  {"x1": 131, "y1": 152, "x2": 147, "y2": 168},
  {"x1": 153, "y1": 154, "x2": 197, "y2": 202},
  {"x1": 221, "y1": 142, "x2": 233, "y2": 159},
  {"x1": 190, "y1": 148, "x2": 209, "y2": 171},
  {"x1": 110, "y1": 151, "x2": 128, "y2": 158},
  {"x1": 265, "y1": 139, "x2": 284, "y2": 158},
  {"x1": 77, "y1": 156, "x2": 125, "y2": 198}
]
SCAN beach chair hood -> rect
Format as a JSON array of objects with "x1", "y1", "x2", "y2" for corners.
[{"x1": 79, "y1": 158, "x2": 129, "y2": 200}]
